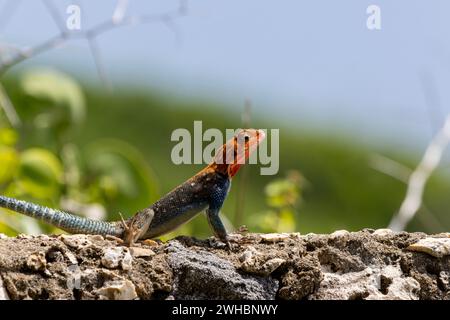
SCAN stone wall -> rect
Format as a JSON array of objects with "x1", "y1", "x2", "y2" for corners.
[{"x1": 0, "y1": 230, "x2": 449, "y2": 300}]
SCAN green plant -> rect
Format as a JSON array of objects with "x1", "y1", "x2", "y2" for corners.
[
  {"x1": 0, "y1": 68, "x2": 159, "y2": 235},
  {"x1": 256, "y1": 170, "x2": 304, "y2": 233}
]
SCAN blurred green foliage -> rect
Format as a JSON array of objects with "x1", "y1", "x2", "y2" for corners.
[
  {"x1": 20, "y1": 68, "x2": 85, "y2": 131},
  {"x1": 1, "y1": 67, "x2": 450, "y2": 238},
  {"x1": 257, "y1": 170, "x2": 303, "y2": 233},
  {"x1": 0, "y1": 68, "x2": 160, "y2": 235}
]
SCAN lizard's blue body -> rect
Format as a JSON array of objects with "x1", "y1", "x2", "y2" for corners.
[{"x1": 142, "y1": 170, "x2": 230, "y2": 240}]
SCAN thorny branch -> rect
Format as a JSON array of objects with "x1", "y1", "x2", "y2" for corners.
[
  {"x1": 371, "y1": 71, "x2": 449, "y2": 232},
  {"x1": 369, "y1": 154, "x2": 444, "y2": 232},
  {"x1": 0, "y1": 81, "x2": 20, "y2": 127},
  {"x1": 369, "y1": 154, "x2": 411, "y2": 183},
  {"x1": 234, "y1": 100, "x2": 252, "y2": 227},
  {"x1": 0, "y1": 0, "x2": 188, "y2": 77},
  {"x1": 0, "y1": 0, "x2": 188, "y2": 127},
  {"x1": 388, "y1": 114, "x2": 450, "y2": 231}
]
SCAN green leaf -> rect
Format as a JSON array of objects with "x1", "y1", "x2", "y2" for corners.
[
  {"x1": 20, "y1": 68, "x2": 85, "y2": 129},
  {"x1": 257, "y1": 210, "x2": 279, "y2": 233},
  {"x1": 85, "y1": 139, "x2": 160, "y2": 216},
  {"x1": 17, "y1": 148, "x2": 63, "y2": 198},
  {"x1": 0, "y1": 146, "x2": 19, "y2": 184},
  {"x1": 256, "y1": 209, "x2": 296, "y2": 233},
  {"x1": 278, "y1": 209, "x2": 296, "y2": 233},
  {"x1": 265, "y1": 176, "x2": 302, "y2": 208},
  {"x1": 0, "y1": 128, "x2": 18, "y2": 146}
]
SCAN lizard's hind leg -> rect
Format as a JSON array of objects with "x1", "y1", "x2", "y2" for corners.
[{"x1": 121, "y1": 209, "x2": 154, "y2": 246}]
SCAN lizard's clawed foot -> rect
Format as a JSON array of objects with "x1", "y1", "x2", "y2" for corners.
[
  {"x1": 209, "y1": 234, "x2": 242, "y2": 250},
  {"x1": 118, "y1": 212, "x2": 134, "y2": 247},
  {"x1": 220, "y1": 239, "x2": 236, "y2": 251},
  {"x1": 208, "y1": 237, "x2": 231, "y2": 250},
  {"x1": 119, "y1": 210, "x2": 154, "y2": 247}
]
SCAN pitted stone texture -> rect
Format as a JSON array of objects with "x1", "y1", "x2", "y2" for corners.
[{"x1": 167, "y1": 241, "x2": 278, "y2": 300}]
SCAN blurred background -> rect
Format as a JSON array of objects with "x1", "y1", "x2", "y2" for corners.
[{"x1": 1, "y1": 0, "x2": 450, "y2": 239}]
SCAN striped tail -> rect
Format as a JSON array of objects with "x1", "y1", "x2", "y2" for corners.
[{"x1": 0, "y1": 195, "x2": 124, "y2": 237}]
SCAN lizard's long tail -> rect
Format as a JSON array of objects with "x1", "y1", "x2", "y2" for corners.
[{"x1": 0, "y1": 195, "x2": 124, "y2": 237}]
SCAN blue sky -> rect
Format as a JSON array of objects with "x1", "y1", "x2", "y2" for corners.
[{"x1": 2, "y1": 0, "x2": 450, "y2": 151}]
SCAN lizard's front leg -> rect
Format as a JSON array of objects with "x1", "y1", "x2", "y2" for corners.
[
  {"x1": 206, "y1": 207, "x2": 231, "y2": 248},
  {"x1": 122, "y1": 209, "x2": 154, "y2": 246}
]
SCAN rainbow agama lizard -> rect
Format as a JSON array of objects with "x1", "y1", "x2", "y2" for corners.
[{"x1": 0, "y1": 129, "x2": 265, "y2": 246}]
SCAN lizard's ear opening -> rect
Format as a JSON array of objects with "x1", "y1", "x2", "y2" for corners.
[{"x1": 228, "y1": 163, "x2": 242, "y2": 177}]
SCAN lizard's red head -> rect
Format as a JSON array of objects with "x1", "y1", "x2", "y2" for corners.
[{"x1": 212, "y1": 129, "x2": 266, "y2": 178}]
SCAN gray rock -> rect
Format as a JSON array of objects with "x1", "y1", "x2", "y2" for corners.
[
  {"x1": 95, "y1": 279, "x2": 137, "y2": 300},
  {"x1": 0, "y1": 277, "x2": 10, "y2": 300},
  {"x1": 239, "y1": 246, "x2": 285, "y2": 276},
  {"x1": 310, "y1": 265, "x2": 420, "y2": 300},
  {"x1": 167, "y1": 241, "x2": 279, "y2": 299},
  {"x1": 101, "y1": 247, "x2": 133, "y2": 270},
  {"x1": 407, "y1": 237, "x2": 450, "y2": 258},
  {"x1": 129, "y1": 247, "x2": 155, "y2": 257},
  {"x1": 0, "y1": 231, "x2": 448, "y2": 300},
  {"x1": 26, "y1": 252, "x2": 47, "y2": 272}
]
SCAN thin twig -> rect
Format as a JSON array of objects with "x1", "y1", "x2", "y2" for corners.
[
  {"x1": 112, "y1": 0, "x2": 129, "y2": 24},
  {"x1": 370, "y1": 153, "x2": 444, "y2": 232},
  {"x1": 234, "y1": 100, "x2": 252, "y2": 227},
  {"x1": 388, "y1": 114, "x2": 450, "y2": 231},
  {"x1": 0, "y1": 81, "x2": 21, "y2": 127},
  {"x1": 0, "y1": 0, "x2": 188, "y2": 86},
  {"x1": 0, "y1": 41, "x2": 23, "y2": 65},
  {"x1": 369, "y1": 154, "x2": 411, "y2": 183},
  {"x1": 87, "y1": 37, "x2": 111, "y2": 90},
  {"x1": 0, "y1": 0, "x2": 187, "y2": 122},
  {"x1": 42, "y1": 0, "x2": 66, "y2": 33}
]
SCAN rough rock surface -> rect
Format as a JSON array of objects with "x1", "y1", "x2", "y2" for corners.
[{"x1": 0, "y1": 229, "x2": 449, "y2": 300}]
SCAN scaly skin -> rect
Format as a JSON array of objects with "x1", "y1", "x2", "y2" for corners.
[{"x1": 0, "y1": 129, "x2": 266, "y2": 246}]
